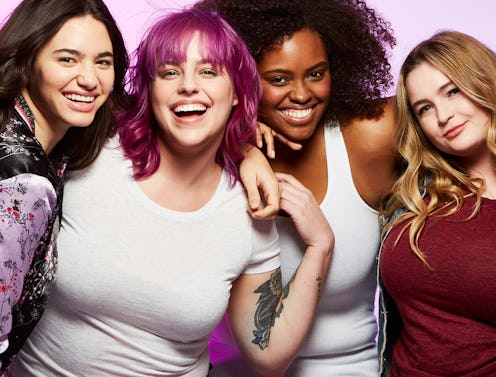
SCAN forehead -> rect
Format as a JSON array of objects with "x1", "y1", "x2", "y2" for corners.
[
  {"x1": 259, "y1": 29, "x2": 328, "y2": 68},
  {"x1": 406, "y1": 62, "x2": 450, "y2": 101},
  {"x1": 157, "y1": 31, "x2": 225, "y2": 67},
  {"x1": 42, "y1": 15, "x2": 112, "y2": 53}
]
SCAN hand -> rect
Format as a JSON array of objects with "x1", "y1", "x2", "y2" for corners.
[
  {"x1": 256, "y1": 121, "x2": 302, "y2": 159},
  {"x1": 276, "y1": 172, "x2": 334, "y2": 253},
  {"x1": 240, "y1": 146, "x2": 281, "y2": 219}
]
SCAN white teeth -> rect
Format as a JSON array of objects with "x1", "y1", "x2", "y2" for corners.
[
  {"x1": 281, "y1": 108, "x2": 312, "y2": 119},
  {"x1": 174, "y1": 104, "x2": 207, "y2": 113},
  {"x1": 65, "y1": 94, "x2": 95, "y2": 103}
]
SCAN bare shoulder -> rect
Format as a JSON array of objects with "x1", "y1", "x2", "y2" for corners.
[
  {"x1": 341, "y1": 97, "x2": 398, "y2": 209},
  {"x1": 342, "y1": 96, "x2": 397, "y2": 155}
]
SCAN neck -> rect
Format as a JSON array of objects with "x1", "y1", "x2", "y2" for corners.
[
  {"x1": 270, "y1": 124, "x2": 325, "y2": 172},
  {"x1": 21, "y1": 89, "x2": 65, "y2": 154},
  {"x1": 137, "y1": 138, "x2": 223, "y2": 212}
]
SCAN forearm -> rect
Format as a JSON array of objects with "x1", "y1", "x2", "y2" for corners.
[
  {"x1": 229, "y1": 172, "x2": 334, "y2": 376},
  {"x1": 246, "y1": 243, "x2": 333, "y2": 376}
]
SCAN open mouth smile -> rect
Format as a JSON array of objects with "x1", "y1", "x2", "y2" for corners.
[
  {"x1": 280, "y1": 108, "x2": 313, "y2": 119},
  {"x1": 173, "y1": 104, "x2": 207, "y2": 117},
  {"x1": 65, "y1": 94, "x2": 95, "y2": 103}
]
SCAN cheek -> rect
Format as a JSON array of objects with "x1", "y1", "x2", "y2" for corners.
[
  {"x1": 477, "y1": 111, "x2": 491, "y2": 132},
  {"x1": 151, "y1": 83, "x2": 169, "y2": 106},
  {"x1": 29, "y1": 68, "x2": 54, "y2": 97},
  {"x1": 151, "y1": 100, "x2": 168, "y2": 129},
  {"x1": 100, "y1": 71, "x2": 115, "y2": 94},
  {"x1": 313, "y1": 77, "x2": 331, "y2": 103},
  {"x1": 259, "y1": 87, "x2": 285, "y2": 118},
  {"x1": 27, "y1": 69, "x2": 57, "y2": 107},
  {"x1": 261, "y1": 83, "x2": 286, "y2": 106},
  {"x1": 419, "y1": 122, "x2": 440, "y2": 147},
  {"x1": 37, "y1": 62, "x2": 73, "y2": 89}
]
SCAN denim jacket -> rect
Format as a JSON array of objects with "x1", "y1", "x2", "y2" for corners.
[
  {"x1": 377, "y1": 183, "x2": 428, "y2": 377},
  {"x1": 377, "y1": 211, "x2": 403, "y2": 377}
]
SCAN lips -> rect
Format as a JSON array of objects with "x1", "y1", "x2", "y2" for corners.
[{"x1": 443, "y1": 122, "x2": 466, "y2": 139}]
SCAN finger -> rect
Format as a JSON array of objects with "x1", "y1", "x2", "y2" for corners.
[
  {"x1": 273, "y1": 133, "x2": 303, "y2": 151},
  {"x1": 249, "y1": 204, "x2": 277, "y2": 220},
  {"x1": 247, "y1": 184, "x2": 280, "y2": 219},
  {"x1": 244, "y1": 174, "x2": 262, "y2": 210},
  {"x1": 250, "y1": 175, "x2": 281, "y2": 218},
  {"x1": 275, "y1": 172, "x2": 308, "y2": 191},
  {"x1": 256, "y1": 127, "x2": 264, "y2": 149},
  {"x1": 259, "y1": 124, "x2": 275, "y2": 159},
  {"x1": 278, "y1": 182, "x2": 310, "y2": 215}
]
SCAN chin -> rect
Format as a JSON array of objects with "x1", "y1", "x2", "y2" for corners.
[{"x1": 286, "y1": 127, "x2": 317, "y2": 142}]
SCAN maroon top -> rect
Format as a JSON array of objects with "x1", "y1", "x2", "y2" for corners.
[{"x1": 380, "y1": 196, "x2": 496, "y2": 376}]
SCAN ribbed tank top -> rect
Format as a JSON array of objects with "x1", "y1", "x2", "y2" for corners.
[
  {"x1": 278, "y1": 124, "x2": 380, "y2": 376},
  {"x1": 209, "y1": 124, "x2": 381, "y2": 376}
]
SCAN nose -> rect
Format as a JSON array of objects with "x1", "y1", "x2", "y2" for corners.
[
  {"x1": 76, "y1": 62, "x2": 98, "y2": 90},
  {"x1": 178, "y1": 72, "x2": 199, "y2": 95},
  {"x1": 437, "y1": 102, "x2": 455, "y2": 124},
  {"x1": 288, "y1": 80, "x2": 311, "y2": 103}
]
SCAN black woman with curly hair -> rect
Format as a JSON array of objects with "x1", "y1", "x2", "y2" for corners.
[{"x1": 196, "y1": 0, "x2": 398, "y2": 375}]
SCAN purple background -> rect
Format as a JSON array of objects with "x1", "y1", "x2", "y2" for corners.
[{"x1": 2, "y1": 0, "x2": 496, "y2": 94}]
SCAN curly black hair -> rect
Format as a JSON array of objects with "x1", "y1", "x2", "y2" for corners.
[{"x1": 196, "y1": 0, "x2": 396, "y2": 125}]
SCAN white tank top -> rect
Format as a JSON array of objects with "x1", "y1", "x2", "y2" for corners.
[{"x1": 209, "y1": 124, "x2": 380, "y2": 376}]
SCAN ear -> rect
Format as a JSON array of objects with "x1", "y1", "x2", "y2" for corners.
[{"x1": 232, "y1": 95, "x2": 239, "y2": 107}]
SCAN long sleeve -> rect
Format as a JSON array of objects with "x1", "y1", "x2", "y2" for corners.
[{"x1": 0, "y1": 174, "x2": 56, "y2": 351}]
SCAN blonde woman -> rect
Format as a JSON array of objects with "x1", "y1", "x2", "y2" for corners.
[{"x1": 379, "y1": 31, "x2": 496, "y2": 376}]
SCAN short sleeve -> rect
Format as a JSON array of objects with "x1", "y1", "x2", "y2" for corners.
[
  {"x1": 0, "y1": 174, "x2": 56, "y2": 345},
  {"x1": 243, "y1": 218, "x2": 280, "y2": 274}
]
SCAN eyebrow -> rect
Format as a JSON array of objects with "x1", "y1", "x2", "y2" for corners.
[
  {"x1": 305, "y1": 61, "x2": 329, "y2": 73},
  {"x1": 53, "y1": 48, "x2": 114, "y2": 59},
  {"x1": 410, "y1": 80, "x2": 453, "y2": 109},
  {"x1": 161, "y1": 58, "x2": 215, "y2": 66},
  {"x1": 261, "y1": 61, "x2": 329, "y2": 76}
]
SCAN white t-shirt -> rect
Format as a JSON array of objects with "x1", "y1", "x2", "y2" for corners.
[
  {"x1": 11, "y1": 138, "x2": 280, "y2": 377},
  {"x1": 209, "y1": 125, "x2": 380, "y2": 376}
]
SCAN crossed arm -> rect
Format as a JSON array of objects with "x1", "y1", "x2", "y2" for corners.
[{"x1": 228, "y1": 173, "x2": 334, "y2": 377}]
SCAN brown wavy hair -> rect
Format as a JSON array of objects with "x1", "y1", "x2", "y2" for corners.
[
  {"x1": 0, "y1": 0, "x2": 129, "y2": 170},
  {"x1": 381, "y1": 31, "x2": 496, "y2": 265}
]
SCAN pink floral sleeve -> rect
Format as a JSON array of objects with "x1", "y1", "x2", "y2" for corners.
[{"x1": 0, "y1": 174, "x2": 56, "y2": 346}]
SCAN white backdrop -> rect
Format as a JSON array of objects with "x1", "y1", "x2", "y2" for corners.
[{"x1": 1, "y1": 0, "x2": 496, "y2": 93}]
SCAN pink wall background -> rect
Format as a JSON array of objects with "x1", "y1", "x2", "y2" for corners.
[{"x1": 2, "y1": 0, "x2": 495, "y2": 94}]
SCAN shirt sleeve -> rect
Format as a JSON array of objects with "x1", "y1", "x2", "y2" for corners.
[
  {"x1": 0, "y1": 174, "x2": 56, "y2": 348},
  {"x1": 243, "y1": 218, "x2": 280, "y2": 274}
]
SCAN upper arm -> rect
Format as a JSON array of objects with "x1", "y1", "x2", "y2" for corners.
[
  {"x1": 0, "y1": 174, "x2": 56, "y2": 338},
  {"x1": 227, "y1": 268, "x2": 283, "y2": 359}
]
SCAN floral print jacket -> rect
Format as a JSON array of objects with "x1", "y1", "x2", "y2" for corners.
[{"x1": 0, "y1": 96, "x2": 67, "y2": 370}]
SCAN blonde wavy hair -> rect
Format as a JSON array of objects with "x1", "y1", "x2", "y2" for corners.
[{"x1": 381, "y1": 31, "x2": 496, "y2": 265}]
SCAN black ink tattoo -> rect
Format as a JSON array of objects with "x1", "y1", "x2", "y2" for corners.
[
  {"x1": 316, "y1": 274, "x2": 322, "y2": 296},
  {"x1": 251, "y1": 269, "x2": 283, "y2": 350}
]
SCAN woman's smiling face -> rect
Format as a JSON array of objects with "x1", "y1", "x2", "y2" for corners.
[{"x1": 257, "y1": 28, "x2": 331, "y2": 142}]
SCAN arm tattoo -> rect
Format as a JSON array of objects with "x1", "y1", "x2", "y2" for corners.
[
  {"x1": 251, "y1": 269, "x2": 283, "y2": 350},
  {"x1": 316, "y1": 274, "x2": 323, "y2": 296}
]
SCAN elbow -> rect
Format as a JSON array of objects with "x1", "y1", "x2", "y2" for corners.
[
  {"x1": 251, "y1": 364, "x2": 286, "y2": 377},
  {"x1": 246, "y1": 353, "x2": 291, "y2": 377}
]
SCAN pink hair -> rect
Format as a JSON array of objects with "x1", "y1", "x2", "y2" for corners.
[{"x1": 117, "y1": 7, "x2": 261, "y2": 184}]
